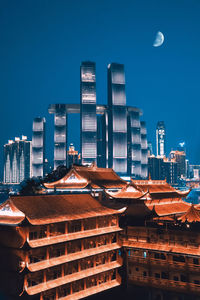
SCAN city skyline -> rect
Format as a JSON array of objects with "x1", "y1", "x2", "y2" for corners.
[{"x1": 1, "y1": 0, "x2": 200, "y2": 178}]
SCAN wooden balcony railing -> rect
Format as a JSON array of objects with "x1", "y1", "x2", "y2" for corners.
[{"x1": 129, "y1": 275, "x2": 200, "y2": 294}]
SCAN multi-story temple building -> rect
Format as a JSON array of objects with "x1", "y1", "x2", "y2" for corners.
[
  {"x1": 1, "y1": 164, "x2": 200, "y2": 300},
  {"x1": 0, "y1": 193, "x2": 122, "y2": 299},
  {"x1": 48, "y1": 62, "x2": 148, "y2": 178}
]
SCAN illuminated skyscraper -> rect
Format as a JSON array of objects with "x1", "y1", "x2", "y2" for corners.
[
  {"x1": 127, "y1": 110, "x2": 141, "y2": 177},
  {"x1": 32, "y1": 117, "x2": 46, "y2": 177},
  {"x1": 141, "y1": 121, "x2": 148, "y2": 178},
  {"x1": 80, "y1": 61, "x2": 97, "y2": 165},
  {"x1": 48, "y1": 61, "x2": 148, "y2": 178},
  {"x1": 3, "y1": 136, "x2": 32, "y2": 184},
  {"x1": 48, "y1": 104, "x2": 67, "y2": 169},
  {"x1": 108, "y1": 63, "x2": 127, "y2": 174},
  {"x1": 156, "y1": 121, "x2": 166, "y2": 157}
]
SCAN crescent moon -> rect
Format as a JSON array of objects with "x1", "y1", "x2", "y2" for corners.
[{"x1": 153, "y1": 31, "x2": 164, "y2": 47}]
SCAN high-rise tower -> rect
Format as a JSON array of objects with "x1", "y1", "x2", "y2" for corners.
[
  {"x1": 108, "y1": 63, "x2": 127, "y2": 175},
  {"x1": 4, "y1": 136, "x2": 32, "y2": 184},
  {"x1": 32, "y1": 117, "x2": 46, "y2": 177},
  {"x1": 80, "y1": 62, "x2": 97, "y2": 165},
  {"x1": 156, "y1": 121, "x2": 166, "y2": 157},
  {"x1": 127, "y1": 109, "x2": 142, "y2": 178}
]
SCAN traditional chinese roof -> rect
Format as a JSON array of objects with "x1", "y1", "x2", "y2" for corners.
[
  {"x1": 131, "y1": 179, "x2": 190, "y2": 199},
  {"x1": 44, "y1": 164, "x2": 126, "y2": 190},
  {"x1": 0, "y1": 194, "x2": 121, "y2": 226},
  {"x1": 44, "y1": 168, "x2": 89, "y2": 189},
  {"x1": 105, "y1": 183, "x2": 147, "y2": 199},
  {"x1": 146, "y1": 201, "x2": 191, "y2": 217},
  {"x1": 178, "y1": 204, "x2": 200, "y2": 223}
]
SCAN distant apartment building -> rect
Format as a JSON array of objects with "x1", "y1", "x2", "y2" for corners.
[
  {"x1": 32, "y1": 117, "x2": 46, "y2": 177},
  {"x1": 67, "y1": 143, "x2": 81, "y2": 168},
  {"x1": 156, "y1": 121, "x2": 166, "y2": 157},
  {"x1": 148, "y1": 155, "x2": 178, "y2": 184},
  {"x1": 3, "y1": 136, "x2": 32, "y2": 184},
  {"x1": 170, "y1": 150, "x2": 186, "y2": 178}
]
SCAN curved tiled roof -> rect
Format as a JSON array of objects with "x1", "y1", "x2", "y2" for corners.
[
  {"x1": 44, "y1": 165, "x2": 126, "y2": 190},
  {"x1": 105, "y1": 184, "x2": 147, "y2": 199},
  {"x1": 178, "y1": 204, "x2": 200, "y2": 223},
  {"x1": 131, "y1": 179, "x2": 190, "y2": 199},
  {"x1": 0, "y1": 194, "x2": 120, "y2": 226}
]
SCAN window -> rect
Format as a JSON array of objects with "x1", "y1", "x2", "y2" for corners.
[
  {"x1": 111, "y1": 216, "x2": 117, "y2": 226},
  {"x1": 98, "y1": 216, "x2": 109, "y2": 228},
  {"x1": 154, "y1": 252, "x2": 166, "y2": 260},
  {"x1": 193, "y1": 258, "x2": 199, "y2": 265},
  {"x1": 143, "y1": 271, "x2": 147, "y2": 277},
  {"x1": 173, "y1": 255, "x2": 185, "y2": 263},
  {"x1": 29, "y1": 231, "x2": 37, "y2": 240},
  {"x1": 173, "y1": 276, "x2": 179, "y2": 281},
  {"x1": 68, "y1": 220, "x2": 81, "y2": 233},
  {"x1": 155, "y1": 273, "x2": 160, "y2": 279},
  {"x1": 180, "y1": 275, "x2": 186, "y2": 282},
  {"x1": 161, "y1": 272, "x2": 168, "y2": 279},
  {"x1": 136, "y1": 267, "x2": 139, "y2": 272},
  {"x1": 83, "y1": 218, "x2": 96, "y2": 231}
]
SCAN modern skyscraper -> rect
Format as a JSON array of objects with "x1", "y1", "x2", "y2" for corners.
[
  {"x1": 49, "y1": 104, "x2": 67, "y2": 169},
  {"x1": 127, "y1": 110, "x2": 141, "y2": 177},
  {"x1": 49, "y1": 62, "x2": 148, "y2": 178},
  {"x1": 140, "y1": 121, "x2": 148, "y2": 178},
  {"x1": 156, "y1": 121, "x2": 166, "y2": 157},
  {"x1": 3, "y1": 136, "x2": 32, "y2": 184},
  {"x1": 32, "y1": 117, "x2": 46, "y2": 177},
  {"x1": 80, "y1": 61, "x2": 97, "y2": 165},
  {"x1": 108, "y1": 63, "x2": 127, "y2": 174}
]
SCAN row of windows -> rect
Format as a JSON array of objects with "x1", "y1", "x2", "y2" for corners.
[
  {"x1": 27, "y1": 251, "x2": 117, "y2": 287},
  {"x1": 128, "y1": 249, "x2": 199, "y2": 265},
  {"x1": 29, "y1": 216, "x2": 118, "y2": 240},
  {"x1": 130, "y1": 267, "x2": 200, "y2": 285},
  {"x1": 42, "y1": 270, "x2": 117, "y2": 300},
  {"x1": 28, "y1": 233, "x2": 117, "y2": 264}
]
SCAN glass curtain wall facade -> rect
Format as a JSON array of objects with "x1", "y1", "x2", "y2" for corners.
[
  {"x1": 127, "y1": 110, "x2": 141, "y2": 178},
  {"x1": 108, "y1": 63, "x2": 127, "y2": 175},
  {"x1": 4, "y1": 137, "x2": 32, "y2": 184},
  {"x1": 54, "y1": 104, "x2": 67, "y2": 169},
  {"x1": 156, "y1": 121, "x2": 166, "y2": 157},
  {"x1": 80, "y1": 62, "x2": 97, "y2": 165},
  {"x1": 141, "y1": 121, "x2": 148, "y2": 178},
  {"x1": 32, "y1": 117, "x2": 46, "y2": 177}
]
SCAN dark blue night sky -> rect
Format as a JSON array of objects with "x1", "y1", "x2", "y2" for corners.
[{"x1": 0, "y1": 0, "x2": 200, "y2": 177}]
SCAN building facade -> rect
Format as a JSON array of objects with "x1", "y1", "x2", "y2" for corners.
[
  {"x1": 67, "y1": 143, "x2": 81, "y2": 168},
  {"x1": 80, "y1": 62, "x2": 97, "y2": 165},
  {"x1": 108, "y1": 63, "x2": 127, "y2": 175},
  {"x1": 156, "y1": 121, "x2": 166, "y2": 157},
  {"x1": 3, "y1": 136, "x2": 32, "y2": 184},
  {"x1": 0, "y1": 194, "x2": 122, "y2": 299},
  {"x1": 49, "y1": 62, "x2": 148, "y2": 178},
  {"x1": 32, "y1": 117, "x2": 46, "y2": 177},
  {"x1": 170, "y1": 150, "x2": 186, "y2": 179}
]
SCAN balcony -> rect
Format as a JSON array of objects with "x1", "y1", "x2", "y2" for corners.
[{"x1": 129, "y1": 275, "x2": 200, "y2": 294}]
